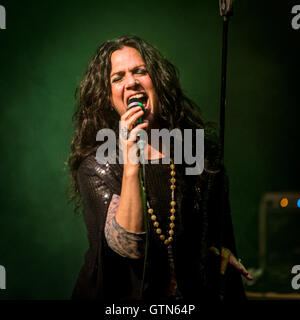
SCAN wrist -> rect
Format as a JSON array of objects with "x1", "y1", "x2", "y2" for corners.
[{"x1": 123, "y1": 164, "x2": 140, "y2": 178}]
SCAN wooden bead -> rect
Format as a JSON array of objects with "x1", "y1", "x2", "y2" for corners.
[{"x1": 149, "y1": 160, "x2": 178, "y2": 244}]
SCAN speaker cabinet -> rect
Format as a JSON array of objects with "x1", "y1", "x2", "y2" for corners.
[{"x1": 250, "y1": 192, "x2": 300, "y2": 295}]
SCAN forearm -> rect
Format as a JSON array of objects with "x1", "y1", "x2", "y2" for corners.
[
  {"x1": 115, "y1": 168, "x2": 144, "y2": 233},
  {"x1": 105, "y1": 212, "x2": 146, "y2": 259}
]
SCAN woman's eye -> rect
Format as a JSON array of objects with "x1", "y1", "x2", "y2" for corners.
[
  {"x1": 136, "y1": 69, "x2": 147, "y2": 75},
  {"x1": 112, "y1": 76, "x2": 121, "y2": 83}
]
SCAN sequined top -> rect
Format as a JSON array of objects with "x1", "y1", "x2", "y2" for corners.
[{"x1": 71, "y1": 154, "x2": 246, "y2": 301}]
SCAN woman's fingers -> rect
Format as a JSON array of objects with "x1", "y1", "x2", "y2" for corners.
[
  {"x1": 128, "y1": 121, "x2": 148, "y2": 142},
  {"x1": 128, "y1": 111, "x2": 145, "y2": 130},
  {"x1": 119, "y1": 105, "x2": 147, "y2": 141},
  {"x1": 231, "y1": 258, "x2": 254, "y2": 280},
  {"x1": 121, "y1": 106, "x2": 143, "y2": 122},
  {"x1": 119, "y1": 120, "x2": 148, "y2": 142},
  {"x1": 118, "y1": 106, "x2": 148, "y2": 165},
  {"x1": 209, "y1": 246, "x2": 253, "y2": 280},
  {"x1": 120, "y1": 106, "x2": 145, "y2": 131},
  {"x1": 119, "y1": 121, "x2": 148, "y2": 165},
  {"x1": 119, "y1": 122, "x2": 148, "y2": 165}
]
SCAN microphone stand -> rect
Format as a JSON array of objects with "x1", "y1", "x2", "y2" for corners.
[
  {"x1": 219, "y1": 0, "x2": 233, "y2": 161},
  {"x1": 217, "y1": 0, "x2": 233, "y2": 301}
]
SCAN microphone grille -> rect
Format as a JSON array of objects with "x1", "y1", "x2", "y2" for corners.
[{"x1": 127, "y1": 97, "x2": 145, "y2": 110}]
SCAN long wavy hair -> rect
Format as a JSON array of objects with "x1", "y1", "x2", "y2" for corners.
[{"x1": 68, "y1": 35, "x2": 219, "y2": 211}]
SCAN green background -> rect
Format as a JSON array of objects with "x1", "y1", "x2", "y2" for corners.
[{"x1": 0, "y1": 0, "x2": 299, "y2": 299}]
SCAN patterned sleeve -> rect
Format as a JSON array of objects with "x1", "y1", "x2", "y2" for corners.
[{"x1": 104, "y1": 194, "x2": 146, "y2": 259}]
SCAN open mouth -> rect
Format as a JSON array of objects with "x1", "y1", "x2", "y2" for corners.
[{"x1": 127, "y1": 93, "x2": 149, "y2": 109}]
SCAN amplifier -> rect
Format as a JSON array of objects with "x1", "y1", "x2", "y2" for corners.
[{"x1": 253, "y1": 192, "x2": 300, "y2": 294}]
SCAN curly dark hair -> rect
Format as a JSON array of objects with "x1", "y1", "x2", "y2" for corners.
[{"x1": 68, "y1": 35, "x2": 218, "y2": 211}]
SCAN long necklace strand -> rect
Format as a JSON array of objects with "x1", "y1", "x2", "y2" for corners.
[
  {"x1": 145, "y1": 158, "x2": 176, "y2": 245},
  {"x1": 142, "y1": 159, "x2": 182, "y2": 298}
]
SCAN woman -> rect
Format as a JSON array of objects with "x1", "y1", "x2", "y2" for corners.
[{"x1": 68, "y1": 35, "x2": 248, "y2": 301}]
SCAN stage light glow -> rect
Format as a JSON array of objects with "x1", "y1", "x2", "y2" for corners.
[
  {"x1": 280, "y1": 198, "x2": 288, "y2": 208},
  {"x1": 297, "y1": 199, "x2": 300, "y2": 208}
]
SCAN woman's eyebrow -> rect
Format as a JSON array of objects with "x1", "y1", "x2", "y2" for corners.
[
  {"x1": 131, "y1": 64, "x2": 146, "y2": 70},
  {"x1": 110, "y1": 64, "x2": 146, "y2": 78},
  {"x1": 110, "y1": 70, "x2": 124, "y2": 78}
]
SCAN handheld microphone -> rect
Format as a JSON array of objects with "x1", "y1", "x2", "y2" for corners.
[{"x1": 127, "y1": 97, "x2": 145, "y2": 128}]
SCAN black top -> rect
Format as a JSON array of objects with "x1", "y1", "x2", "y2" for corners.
[{"x1": 71, "y1": 155, "x2": 246, "y2": 302}]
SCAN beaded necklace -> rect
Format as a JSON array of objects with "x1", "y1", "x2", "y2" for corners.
[
  {"x1": 140, "y1": 158, "x2": 182, "y2": 298},
  {"x1": 145, "y1": 158, "x2": 176, "y2": 246}
]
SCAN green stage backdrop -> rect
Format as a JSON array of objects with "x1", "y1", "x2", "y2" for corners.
[{"x1": 0, "y1": 0, "x2": 299, "y2": 299}]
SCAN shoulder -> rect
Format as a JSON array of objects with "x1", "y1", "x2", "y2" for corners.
[
  {"x1": 78, "y1": 155, "x2": 98, "y2": 175},
  {"x1": 77, "y1": 154, "x2": 123, "y2": 194},
  {"x1": 78, "y1": 155, "x2": 120, "y2": 176}
]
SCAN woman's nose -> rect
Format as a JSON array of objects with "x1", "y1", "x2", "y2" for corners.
[{"x1": 125, "y1": 74, "x2": 138, "y2": 89}]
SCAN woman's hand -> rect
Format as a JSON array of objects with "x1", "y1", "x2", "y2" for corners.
[
  {"x1": 115, "y1": 106, "x2": 148, "y2": 233},
  {"x1": 119, "y1": 105, "x2": 149, "y2": 175},
  {"x1": 210, "y1": 246, "x2": 253, "y2": 280}
]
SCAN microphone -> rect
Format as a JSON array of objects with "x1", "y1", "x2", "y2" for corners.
[
  {"x1": 127, "y1": 97, "x2": 145, "y2": 128},
  {"x1": 127, "y1": 97, "x2": 147, "y2": 160}
]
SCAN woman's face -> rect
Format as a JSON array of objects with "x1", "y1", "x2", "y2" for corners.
[{"x1": 110, "y1": 46, "x2": 158, "y2": 125}]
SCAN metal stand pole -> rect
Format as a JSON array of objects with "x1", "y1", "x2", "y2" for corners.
[{"x1": 218, "y1": 0, "x2": 233, "y2": 301}]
